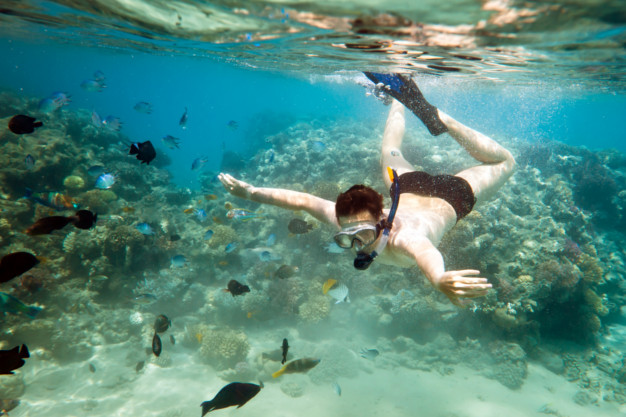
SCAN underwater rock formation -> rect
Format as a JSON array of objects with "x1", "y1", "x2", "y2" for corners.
[
  {"x1": 298, "y1": 294, "x2": 331, "y2": 323},
  {"x1": 197, "y1": 327, "x2": 250, "y2": 370}
]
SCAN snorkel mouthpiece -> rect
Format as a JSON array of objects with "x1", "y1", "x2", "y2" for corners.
[
  {"x1": 354, "y1": 252, "x2": 375, "y2": 270},
  {"x1": 352, "y1": 167, "x2": 400, "y2": 270}
]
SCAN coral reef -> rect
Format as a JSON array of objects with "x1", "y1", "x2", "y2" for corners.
[
  {"x1": 196, "y1": 326, "x2": 250, "y2": 370},
  {"x1": 298, "y1": 294, "x2": 330, "y2": 323}
]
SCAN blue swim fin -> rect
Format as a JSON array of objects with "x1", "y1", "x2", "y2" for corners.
[{"x1": 364, "y1": 72, "x2": 448, "y2": 136}]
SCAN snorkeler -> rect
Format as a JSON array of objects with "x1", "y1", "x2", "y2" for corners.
[{"x1": 219, "y1": 73, "x2": 515, "y2": 306}]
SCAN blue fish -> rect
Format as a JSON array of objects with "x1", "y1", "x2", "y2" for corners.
[
  {"x1": 38, "y1": 98, "x2": 57, "y2": 114},
  {"x1": 171, "y1": 254, "x2": 187, "y2": 268},
  {"x1": 227, "y1": 120, "x2": 238, "y2": 130},
  {"x1": 225, "y1": 242, "x2": 238, "y2": 253},
  {"x1": 134, "y1": 102, "x2": 153, "y2": 114},
  {"x1": 25, "y1": 154, "x2": 35, "y2": 170},
  {"x1": 191, "y1": 157, "x2": 208, "y2": 171},
  {"x1": 95, "y1": 173, "x2": 116, "y2": 189},
  {"x1": 267, "y1": 149, "x2": 275, "y2": 163},
  {"x1": 179, "y1": 107, "x2": 188, "y2": 129},
  {"x1": 195, "y1": 209, "x2": 207, "y2": 222},
  {"x1": 162, "y1": 135, "x2": 181, "y2": 149},
  {"x1": 93, "y1": 70, "x2": 105, "y2": 81},
  {"x1": 136, "y1": 223, "x2": 154, "y2": 235},
  {"x1": 266, "y1": 233, "x2": 276, "y2": 246},
  {"x1": 311, "y1": 140, "x2": 326, "y2": 152},
  {"x1": 102, "y1": 116, "x2": 122, "y2": 132},
  {"x1": 0, "y1": 291, "x2": 42, "y2": 319},
  {"x1": 80, "y1": 79, "x2": 105, "y2": 92},
  {"x1": 259, "y1": 251, "x2": 272, "y2": 262},
  {"x1": 132, "y1": 293, "x2": 157, "y2": 305},
  {"x1": 204, "y1": 230, "x2": 214, "y2": 241},
  {"x1": 87, "y1": 165, "x2": 106, "y2": 177}
]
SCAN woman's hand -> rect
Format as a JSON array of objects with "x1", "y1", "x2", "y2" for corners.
[
  {"x1": 436, "y1": 269, "x2": 492, "y2": 307},
  {"x1": 218, "y1": 173, "x2": 254, "y2": 200}
]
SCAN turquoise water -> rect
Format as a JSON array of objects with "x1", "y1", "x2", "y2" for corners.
[{"x1": 1, "y1": 1, "x2": 626, "y2": 417}]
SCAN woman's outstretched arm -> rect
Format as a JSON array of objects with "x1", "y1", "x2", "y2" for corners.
[{"x1": 218, "y1": 173, "x2": 339, "y2": 227}]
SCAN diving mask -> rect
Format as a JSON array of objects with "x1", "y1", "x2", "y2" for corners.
[{"x1": 334, "y1": 224, "x2": 379, "y2": 249}]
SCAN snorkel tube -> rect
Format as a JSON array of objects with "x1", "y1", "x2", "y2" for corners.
[{"x1": 354, "y1": 167, "x2": 400, "y2": 270}]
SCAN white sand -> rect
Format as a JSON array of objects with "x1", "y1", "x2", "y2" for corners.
[{"x1": 12, "y1": 344, "x2": 624, "y2": 417}]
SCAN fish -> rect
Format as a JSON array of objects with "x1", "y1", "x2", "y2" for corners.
[
  {"x1": 259, "y1": 251, "x2": 271, "y2": 262},
  {"x1": 38, "y1": 98, "x2": 58, "y2": 113},
  {"x1": 91, "y1": 110, "x2": 102, "y2": 127},
  {"x1": 135, "y1": 223, "x2": 154, "y2": 235},
  {"x1": 204, "y1": 194, "x2": 218, "y2": 200},
  {"x1": 275, "y1": 265, "x2": 299, "y2": 279},
  {"x1": 183, "y1": 208, "x2": 195, "y2": 214},
  {"x1": 0, "y1": 252, "x2": 40, "y2": 284},
  {"x1": 162, "y1": 135, "x2": 181, "y2": 149},
  {"x1": 179, "y1": 107, "x2": 188, "y2": 129},
  {"x1": 287, "y1": 218, "x2": 313, "y2": 234},
  {"x1": 102, "y1": 115, "x2": 122, "y2": 132},
  {"x1": 360, "y1": 348, "x2": 379, "y2": 360},
  {"x1": 132, "y1": 293, "x2": 157, "y2": 305},
  {"x1": 134, "y1": 101, "x2": 153, "y2": 114},
  {"x1": 310, "y1": 140, "x2": 326, "y2": 152},
  {"x1": 0, "y1": 292, "x2": 42, "y2": 318},
  {"x1": 88, "y1": 363, "x2": 96, "y2": 373},
  {"x1": 152, "y1": 333, "x2": 162, "y2": 357},
  {"x1": 224, "y1": 242, "x2": 238, "y2": 253},
  {"x1": 80, "y1": 79, "x2": 105, "y2": 92},
  {"x1": 154, "y1": 314, "x2": 171, "y2": 333},
  {"x1": 170, "y1": 254, "x2": 187, "y2": 268},
  {"x1": 25, "y1": 188, "x2": 78, "y2": 211},
  {"x1": 332, "y1": 382, "x2": 342, "y2": 396},
  {"x1": 8, "y1": 115, "x2": 43, "y2": 134},
  {"x1": 25, "y1": 154, "x2": 35, "y2": 170},
  {"x1": 204, "y1": 230, "x2": 214, "y2": 241},
  {"x1": 281, "y1": 338, "x2": 289, "y2": 365},
  {"x1": 227, "y1": 208, "x2": 264, "y2": 221},
  {"x1": 129, "y1": 141, "x2": 156, "y2": 165},
  {"x1": 87, "y1": 165, "x2": 106, "y2": 177},
  {"x1": 195, "y1": 209, "x2": 207, "y2": 222},
  {"x1": 0, "y1": 344, "x2": 29, "y2": 375},
  {"x1": 170, "y1": 335, "x2": 176, "y2": 345},
  {"x1": 122, "y1": 206, "x2": 135, "y2": 213},
  {"x1": 224, "y1": 202, "x2": 233, "y2": 210},
  {"x1": 322, "y1": 278, "x2": 337, "y2": 294},
  {"x1": 170, "y1": 234, "x2": 181, "y2": 242},
  {"x1": 135, "y1": 361, "x2": 145, "y2": 373},
  {"x1": 272, "y1": 357, "x2": 321, "y2": 378},
  {"x1": 191, "y1": 156, "x2": 208, "y2": 171},
  {"x1": 328, "y1": 283, "x2": 350, "y2": 304},
  {"x1": 38, "y1": 91, "x2": 71, "y2": 113},
  {"x1": 218, "y1": 261, "x2": 228, "y2": 267},
  {"x1": 200, "y1": 382, "x2": 261, "y2": 416},
  {"x1": 266, "y1": 233, "x2": 276, "y2": 246},
  {"x1": 93, "y1": 70, "x2": 105, "y2": 81},
  {"x1": 25, "y1": 210, "x2": 97, "y2": 235},
  {"x1": 266, "y1": 149, "x2": 275, "y2": 163},
  {"x1": 89, "y1": 274, "x2": 109, "y2": 282},
  {"x1": 95, "y1": 173, "x2": 116, "y2": 189},
  {"x1": 227, "y1": 120, "x2": 238, "y2": 130},
  {"x1": 225, "y1": 279, "x2": 250, "y2": 296}
]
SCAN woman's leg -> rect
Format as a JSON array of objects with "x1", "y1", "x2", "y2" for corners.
[
  {"x1": 438, "y1": 110, "x2": 515, "y2": 205},
  {"x1": 381, "y1": 100, "x2": 415, "y2": 189}
]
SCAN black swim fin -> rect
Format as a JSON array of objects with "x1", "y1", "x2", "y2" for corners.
[{"x1": 364, "y1": 72, "x2": 448, "y2": 136}]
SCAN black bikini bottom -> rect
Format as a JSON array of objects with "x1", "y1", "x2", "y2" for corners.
[{"x1": 390, "y1": 171, "x2": 476, "y2": 221}]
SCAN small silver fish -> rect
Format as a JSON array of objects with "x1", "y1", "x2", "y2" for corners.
[
  {"x1": 332, "y1": 382, "x2": 341, "y2": 396},
  {"x1": 132, "y1": 294, "x2": 157, "y2": 305},
  {"x1": 359, "y1": 348, "x2": 379, "y2": 360},
  {"x1": 25, "y1": 154, "x2": 35, "y2": 170},
  {"x1": 162, "y1": 135, "x2": 181, "y2": 149},
  {"x1": 179, "y1": 107, "x2": 188, "y2": 129},
  {"x1": 328, "y1": 283, "x2": 350, "y2": 304}
]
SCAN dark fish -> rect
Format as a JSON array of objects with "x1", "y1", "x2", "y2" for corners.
[
  {"x1": 225, "y1": 279, "x2": 250, "y2": 297},
  {"x1": 25, "y1": 210, "x2": 97, "y2": 235},
  {"x1": 8, "y1": 115, "x2": 43, "y2": 134},
  {"x1": 170, "y1": 335, "x2": 176, "y2": 345},
  {"x1": 136, "y1": 360, "x2": 145, "y2": 372},
  {"x1": 89, "y1": 363, "x2": 96, "y2": 373},
  {"x1": 73, "y1": 210, "x2": 97, "y2": 230},
  {"x1": 272, "y1": 357, "x2": 320, "y2": 378},
  {"x1": 281, "y1": 338, "x2": 289, "y2": 365},
  {"x1": 287, "y1": 218, "x2": 313, "y2": 234},
  {"x1": 170, "y1": 234, "x2": 181, "y2": 242},
  {"x1": 129, "y1": 140, "x2": 156, "y2": 165},
  {"x1": 200, "y1": 382, "x2": 261, "y2": 416},
  {"x1": 152, "y1": 333, "x2": 162, "y2": 357},
  {"x1": 275, "y1": 265, "x2": 299, "y2": 279},
  {"x1": 179, "y1": 107, "x2": 188, "y2": 129},
  {"x1": 0, "y1": 252, "x2": 39, "y2": 284},
  {"x1": 154, "y1": 314, "x2": 171, "y2": 333},
  {"x1": 25, "y1": 215, "x2": 73, "y2": 235},
  {"x1": 0, "y1": 344, "x2": 29, "y2": 375},
  {"x1": 25, "y1": 154, "x2": 35, "y2": 170}
]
